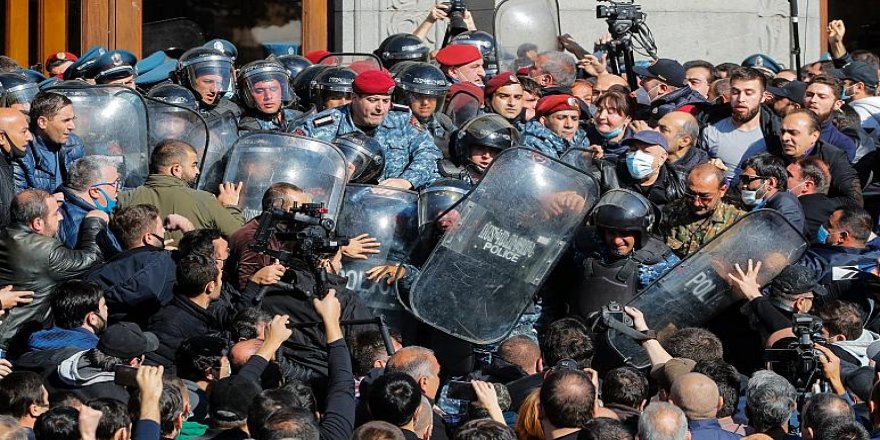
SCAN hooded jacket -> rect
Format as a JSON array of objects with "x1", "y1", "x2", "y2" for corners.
[
  {"x1": 835, "y1": 328, "x2": 880, "y2": 368},
  {"x1": 850, "y1": 96, "x2": 880, "y2": 143},
  {"x1": 52, "y1": 349, "x2": 130, "y2": 402}
]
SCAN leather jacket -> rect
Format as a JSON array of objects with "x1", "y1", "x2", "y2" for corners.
[{"x1": 0, "y1": 217, "x2": 105, "y2": 350}]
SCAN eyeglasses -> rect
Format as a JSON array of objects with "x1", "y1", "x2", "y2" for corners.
[
  {"x1": 683, "y1": 190, "x2": 716, "y2": 202},
  {"x1": 738, "y1": 175, "x2": 767, "y2": 185},
  {"x1": 91, "y1": 178, "x2": 122, "y2": 191}
]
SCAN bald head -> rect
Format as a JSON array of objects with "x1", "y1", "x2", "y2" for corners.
[
  {"x1": 670, "y1": 372, "x2": 721, "y2": 419},
  {"x1": 0, "y1": 108, "x2": 32, "y2": 156},
  {"x1": 595, "y1": 74, "x2": 628, "y2": 95},
  {"x1": 230, "y1": 339, "x2": 262, "y2": 368},
  {"x1": 658, "y1": 111, "x2": 699, "y2": 155},
  {"x1": 688, "y1": 163, "x2": 726, "y2": 189}
]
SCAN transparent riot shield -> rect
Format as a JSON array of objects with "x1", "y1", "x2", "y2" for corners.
[
  {"x1": 493, "y1": 0, "x2": 561, "y2": 72},
  {"x1": 409, "y1": 148, "x2": 599, "y2": 344},
  {"x1": 317, "y1": 53, "x2": 383, "y2": 73},
  {"x1": 560, "y1": 147, "x2": 595, "y2": 174},
  {"x1": 222, "y1": 132, "x2": 348, "y2": 221},
  {"x1": 336, "y1": 184, "x2": 419, "y2": 316},
  {"x1": 144, "y1": 97, "x2": 209, "y2": 165},
  {"x1": 607, "y1": 209, "x2": 809, "y2": 369},
  {"x1": 197, "y1": 113, "x2": 240, "y2": 192},
  {"x1": 443, "y1": 92, "x2": 482, "y2": 128},
  {"x1": 46, "y1": 84, "x2": 150, "y2": 186}
]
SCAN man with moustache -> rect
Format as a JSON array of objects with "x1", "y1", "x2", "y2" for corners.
[
  {"x1": 0, "y1": 108, "x2": 32, "y2": 227},
  {"x1": 804, "y1": 74, "x2": 858, "y2": 161}
]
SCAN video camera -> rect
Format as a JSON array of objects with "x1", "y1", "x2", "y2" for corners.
[
  {"x1": 764, "y1": 314, "x2": 828, "y2": 393},
  {"x1": 251, "y1": 202, "x2": 349, "y2": 299},
  {"x1": 596, "y1": 0, "x2": 644, "y2": 22}
]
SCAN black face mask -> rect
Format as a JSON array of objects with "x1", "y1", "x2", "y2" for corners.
[{"x1": 3, "y1": 132, "x2": 26, "y2": 160}]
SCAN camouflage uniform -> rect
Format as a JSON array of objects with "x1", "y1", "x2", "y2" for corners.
[
  {"x1": 293, "y1": 104, "x2": 441, "y2": 189},
  {"x1": 659, "y1": 198, "x2": 745, "y2": 258},
  {"x1": 519, "y1": 120, "x2": 588, "y2": 159}
]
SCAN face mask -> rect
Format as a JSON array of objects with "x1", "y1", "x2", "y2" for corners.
[
  {"x1": 817, "y1": 224, "x2": 830, "y2": 244},
  {"x1": 625, "y1": 150, "x2": 656, "y2": 179},
  {"x1": 93, "y1": 188, "x2": 117, "y2": 213},
  {"x1": 842, "y1": 86, "x2": 854, "y2": 101},
  {"x1": 740, "y1": 189, "x2": 761, "y2": 206},
  {"x1": 599, "y1": 124, "x2": 625, "y2": 139},
  {"x1": 788, "y1": 181, "x2": 806, "y2": 195}
]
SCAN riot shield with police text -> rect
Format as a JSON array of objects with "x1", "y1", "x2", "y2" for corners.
[
  {"x1": 144, "y1": 97, "x2": 209, "y2": 165},
  {"x1": 197, "y1": 113, "x2": 240, "y2": 191},
  {"x1": 336, "y1": 184, "x2": 419, "y2": 316},
  {"x1": 493, "y1": 0, "x2": 561, "y2": 72},
  {"x1": 222, "y1": 132, "x2": 348, "y2": 221},
  {"x1": 46, "y1": 84, "x2": 150, "y2": 186},
  {"x1": 608, "y1": 209, "x2": 809, "y2": 369},
  {"x1": 409, "y1": 148, "x2": 599, "y2": 344}
]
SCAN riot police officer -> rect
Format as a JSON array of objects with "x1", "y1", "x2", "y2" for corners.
[
  {"x1": 237, "y1": 60, "x2": 300, "y2": 132},
  {"x1": 271, "y1": 54, "x2": 312, "y2": 110},
  {"x1": 292, "y1": 64, "x2": 331, "y2": 116},
  {"x1": 567, "y1": 189, "x2": 679, "y2": 320},
  {"x1": 147, "y1": 84, "x2": 200, "y2": 111},
  {"x1": 174, "y1": 47, "x2": 242, "y2": 121},
  {"x1": 0, "y1": 72, "x2": 39, "y2": 113},
  {"x1": 394, "y1": 63, "x2": 454, "y2": 156},
  {"x1": 450, "y1": 30, "x2": 498, "y2": 78},
  {"x1": 311, "y1": 66, "x2": 356, "y2": 111},
  {"x1": 440, "y1": 113, "x2": 519, "y2": 185},
  {"x1": 89, "y1": 50, "x2": 138, "y2": 88},
  {"x1": 483, "y1": 71, "x2": 527, "y2": 130},
  {"x1": 374, "y1": 33, "x2": 431, "y2": 70}
]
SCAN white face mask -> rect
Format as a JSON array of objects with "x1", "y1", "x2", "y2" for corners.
[
  {"x1": 626, "y1": 150, "x2": 657, "y2": 179},
  {"x1": 741, "y1": 182, "x2": 766, "y2": 206}
]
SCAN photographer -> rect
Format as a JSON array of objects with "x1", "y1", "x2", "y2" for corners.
[{"x1": 412, "y1": 3, "x2": 477, "y2": 49}]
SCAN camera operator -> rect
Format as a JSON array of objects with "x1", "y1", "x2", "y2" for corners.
[{"x1": 817, "y1": 300, "x2": 879, "y2": 376}]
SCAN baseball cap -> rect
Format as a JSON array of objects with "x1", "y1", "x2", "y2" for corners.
[
  {"x1": 98, "y1": 322, "x2": 159, "y2": 359},
  {"x1": 767, "y1": 80, "x2": 807, "y2": 106},
  {"x1": 631, "y1": 58, "x2": 686, "y2": 88},
  {"x1": 622, "y1": 130, "x2": 669, "y2": 151},
  {"x1": 842, "y1": 61, "x2": 879, "y2": 89},
  {"x1": 768, "y1": 264, "x2": 825, "y2": 297}
]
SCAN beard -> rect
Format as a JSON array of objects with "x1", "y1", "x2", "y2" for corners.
[{"x1": 732, "y1": 105, "x2": 760, "y2": 123}]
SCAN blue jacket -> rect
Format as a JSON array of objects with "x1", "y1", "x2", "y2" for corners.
[
  {"x1": 293, "y1": 104, "x2": 441, "y2": 189},
  {"x1": 821, "y1": 119, "x2": 857, "y2": 162},
  {"x1": 27, "y1": 327, "x2": 98, "y2": 352},
  {"x1": 520, "y1": 120, "x2": 589, "y2": 158},
  {"x1": 755, "y1": 190, "x2": 806, "y2": 234},
  {"x1": 13, "y1": 133, "x2": 85, "y2": 192},
  {"x1": 57, "y1": 187, "x2": 121, "y2": 256},
  {"x1": 84, "y1": 246, "x2": 176, "y2": 326},
  {"x1": 687, "y1": 419, "x2": 742, "y2": 440}
]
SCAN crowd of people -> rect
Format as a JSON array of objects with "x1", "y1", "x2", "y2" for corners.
[{"x1": 1, "y1": 2, "x2": 880, "y2": 440}]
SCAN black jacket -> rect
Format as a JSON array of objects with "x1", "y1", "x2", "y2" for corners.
[
  {"x1": 85, "y1": 246, "x2": 176, "y2": 326},
  {"x1": 602, "y1": 159, "x2": 686, "y2": 210},
  {"x1": 799, "y1": 193, "x2": 841, "y2": 244},
  {"x1": 773, "y1": 140, "x2": 863, "y2": 206},
  {"x1": 0, "y1": 154, "x2": 14, "y2": 229},
  {"x1": 638, "y1": 86, "x2": 707, "y2": 124},
  {"x1": 0, "y1": 218, "x2": 105, "y2": 351}
]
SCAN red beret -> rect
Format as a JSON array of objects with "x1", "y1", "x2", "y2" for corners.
[
  {"x1": 447, "y1": 82, "x2": 485, "y2": 106},
  {"x1": 435, "y1": 44, "x2": 482, "y2": 67},
  {"x1": 484, "y1": 71, "x2": 521, "y2": 97},
  {"x1": 46, "y1": 51, "x2": 78, "y2": 65},
  {"x1": 516, "y1": 66, "x2": 530, "y2": 76},
  {"x1": 304, "y1": 50, "x2": 331, "y2": 64},
  {"x1": 353, "y1": 70, "x2": 396, "y2": 95},
  {"x1": 535, "y1": 94, "x2": 580, "y2": 118}
]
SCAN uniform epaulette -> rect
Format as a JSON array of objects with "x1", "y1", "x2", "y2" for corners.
[{"x1": 313, "y1": 114, "x2": 335, "y2": 127}]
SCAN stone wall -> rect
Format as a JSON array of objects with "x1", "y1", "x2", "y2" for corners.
[{"x1": 333, "y1": 0, "x2": 823, "y2": 68}]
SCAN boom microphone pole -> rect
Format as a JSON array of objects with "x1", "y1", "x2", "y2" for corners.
[{"x1": 789, "y1": 0, "x2": 803, "y2": 80}]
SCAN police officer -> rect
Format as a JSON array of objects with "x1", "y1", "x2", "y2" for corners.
[
  {"x1": 441, "y1": 113, "x2": 519, "y2": 186},
  {"x1": 174, "y1": 47, "x2": 242, "y2": 121},
  {"x1": 272, "y1": 54, "x2": 312, "y2": 81},
  {"x1": 147, "y1": 84, "x2": 200, "y2": 111},
  {"x1": 293, "y1": 70, "x2": 441, "y2": 190},
  {"x1": 567, "y1": 189, "x2": 679, "y2": 320},
  {"x1": 311, "y1": 66, "x2": 356, "y2": 111},
  {"x1": 88, "y1": 50, "x2": 138, "y2": 88},
  {"x1": 45, "y1": 51, "x2": 78, "y2": 78},
  {"x1": 520, "y1": 94, "x2": 589, "y2": 158},
  {"x1": 450, "y1": 30, "x2": 498, "y2": 78},
  {"x1": 0, "y1": 72, "x2": 39, "y2": 113},
  {"x1": 394, "y1": 63, "x2": 454, "y2": 155},
  {"x1": 435, "y1": 44, "x2": 486, "y2": 86},
  {"x1": 742, "y1": 53, "x2": 782, "y2": 80},
  {"x1": 331, "y1": 132, "x2": 384, "y2": 183},
  {"x1": 62, "y1": 46, "x2": 107, "y2": 83},
  {"x1": 204, "y1": 39, "x2": 238, "y2": 64},
  {"x1": 147, "y1": 84, "x2": 203, "y2": 143},
  {"x1": 292, "y1": 64, "x2": 331, "y2": 115},
  {"x1": 237, "y1": 60, "x2": 300, "y2": 132},
  {"x1": 374, "y1": 33, "x2": 431, "y2": 70},
  {"x1": 483, "y1": 71, "x2": 526, "y2": 130}
]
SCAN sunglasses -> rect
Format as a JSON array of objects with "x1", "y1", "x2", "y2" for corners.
[{"x1": 738, "y1": 174, "x2": 767, "y2": 185}]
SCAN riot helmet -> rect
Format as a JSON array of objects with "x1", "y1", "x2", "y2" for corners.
[
  {"x1": 147, "y1": 84, "x2": 200, "y2": 112},
  {"x1": 292, "y1": 64, "x2": 331, "y2": 110},
  {"x1": 0, "y1": 72, "x2": 39, "y2": 112},
  {"x1": 332, "y1": 132, "x2": 384, "y2": 183},
  {"x1": 389, "y1": 61, "x2": 418, "y2": 79},
  {"x1": 450, "y1": 31, "x2": 498, "y2": 77},
  {"x1": 272, "y1": 54, "x2": 313, "y2": 80},
  {"x1": 590, "y1": 188, "x2": 656, "y2": 248},
  {"x1": 418, "y1": 178, "x2": 471, "y2": 229},
  {"x1": 375, "y1": 33, "x2": 431, "y2": 68},
  {"x1": 396, "y1": 63, "x2": 450, "y2": 96},
  {"x1": 237, "y1": 60, "x2": 293, "y2": 114},
  {"x1": 203, "y1": 39, "x2": 239, "y2": 62},
  {"x1": 175, "y1": 47, "x2": 235, "y2": 106},
  {"x1": 312, "y1": 66, "x2": 356, "y2": 110},
  {"x1": 452, "y1": 113, "x2": 520, "y2": 170}
]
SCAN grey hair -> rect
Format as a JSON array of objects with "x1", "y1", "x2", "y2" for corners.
[
  {"x1": 0, "y1": 414, "x2": 28, "y2": 440},
  {"x1": 638, "y1": 402, "x2": 689, "y2": 440},
  {"x1": 66, "y1": 155, "x2": 119, "y2": 192},
  {"x1": 385, "y1": 346, "x2": 437, "y2": 381},
  {"x1": 746, "y1": 370, "x2": 796, "y2": 432},
  {"x1": 536, "y1": 51, "x2": 577, "y2": 88},
  {"x1": 679, "y1": 115, "x2": 700, "y2": 146}
]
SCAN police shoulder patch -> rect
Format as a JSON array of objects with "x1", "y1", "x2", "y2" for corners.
[
  {"x1": 409, "y1": 115, "x2": 424, "y2": 131},
  {"x1": 313, "y1": 115, "x2": 335, "y2": 128}
]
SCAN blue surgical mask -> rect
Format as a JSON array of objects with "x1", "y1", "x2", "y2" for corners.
[
  {"x1": 625, "y1": 150, "x2": 656, "y2": 179},
  {"x1": 599, "y1": 125, "x2": 625, "y2": 139},
  {"x1": 93, "y1": 188, "x2": 117, "y2": 213},
  {"x1": 817, "y1": 224, "x2": 830, "y2": 244}
]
